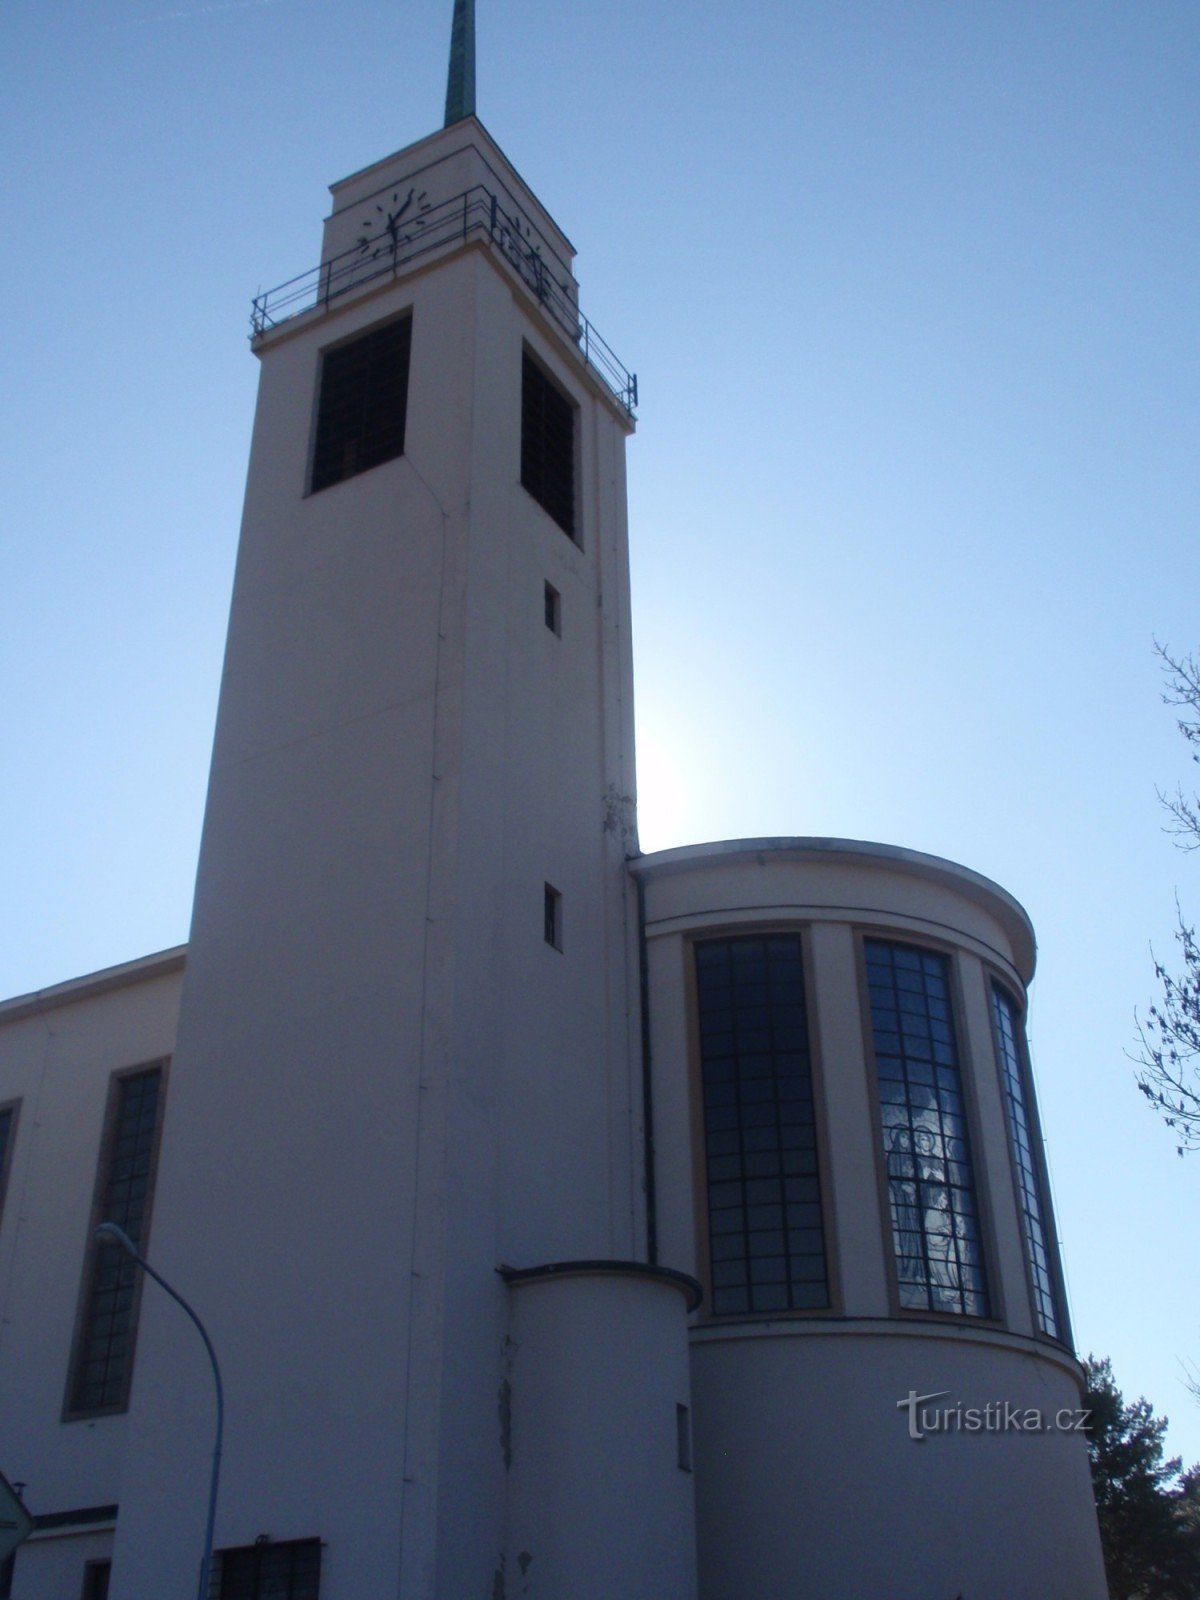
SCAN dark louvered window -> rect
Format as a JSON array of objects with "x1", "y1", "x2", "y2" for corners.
[
  {"x1": 865, "y1": 941, "x2": 989, "y2": 1317},
  {"x1": 695, "y1": 935, "x2": 829, "y2": 1317},
  {"x1": 66, "y1": 1064, "x2": 165, "y2": 1416},
  {"x1": 521, "y1": 351, "x2": 576, "y2": 538},
  {"x1": 310, "y1": 316, "x2": 412, "y2": 493},
  {"x1": 211, "y1": 1538, "x2": 322, "y2": 1599}
]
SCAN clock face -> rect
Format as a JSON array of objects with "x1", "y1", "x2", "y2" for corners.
[{"x1": 357, "y1": 187, "x2": 431, "y2": 258}]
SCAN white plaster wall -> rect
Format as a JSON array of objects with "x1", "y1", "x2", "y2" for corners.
[
  {"x1": 10, "y1": 1527, "x2": 113, "y2": 1600},
  {"x1": 690, "y1": 1327, "x2": 1106, "y2": 1600},
  {"x1": 0, "y1": 960, "x2": 182, "y2": 1525},
  {"x1": 504, "y1": 1272, "x2": 698, "y2": 1600},
  {"x1": 421, "y1": 251, "x2": 641, "y2": 1600}
]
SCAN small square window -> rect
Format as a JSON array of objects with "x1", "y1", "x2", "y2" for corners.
[
  {"x1": 544, "y1": 581, "x2": 561, "y2": 635},
  {"x1": 521, "y1": 351, "x2": 577, "y2": 538},
  {"x1": 544, "y1": 883, "x2": 563, "y2": 951},
  {"x1": 311, "y1": 316, "x2": 412, "y2": 493}
]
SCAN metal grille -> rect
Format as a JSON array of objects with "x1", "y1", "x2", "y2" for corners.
[
  {"x1": 310, "y1": 316, "x2": 412, "y2": 493},
  {"x1": 865, "y1": 941, "x2": 989, "y2": 1317},
  {"x1": 992, "y1": 984, "x2": 1062, "y2": 1338},
  {"x1": 521, "y1": 352, "x2": 576, "y2": 538},
  {"x1": 211, "y1": 1539, "x2": 321, "y2": 1599},
  {"x1": 68, "y1": 1065, "x2": 163, "y2": 1413},
  {"x1": 695, "y1": 936, "x2": 828, "y2": 1317}
]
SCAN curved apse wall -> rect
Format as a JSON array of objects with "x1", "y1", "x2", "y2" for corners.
[{"x1": 633, "y1": 837, "x2": 1104, "y2": 1600}]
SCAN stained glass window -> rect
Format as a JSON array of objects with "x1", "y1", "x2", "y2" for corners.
[
  {"x1": 865, "y1": 941, "x2": 989, "y2": 1317},
  {"x1": 992, "y1": 983, "x2": 1062, "y2": 1339}
]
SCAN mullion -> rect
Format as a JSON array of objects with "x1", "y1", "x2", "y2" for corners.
[{"x1": 729, "y1": 941, "x2": 753, "y2": 1310}]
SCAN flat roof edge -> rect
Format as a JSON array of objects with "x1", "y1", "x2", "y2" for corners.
[
  {"x1": 0, "y1": 946, "x2": 188, "y2": 1024},
  {"x1": 629, "y1": 837, "x2": 1036, "y2": 980}
]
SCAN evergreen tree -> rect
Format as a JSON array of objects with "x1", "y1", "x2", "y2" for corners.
[{"x1": 1083, "y1": 1355, "x2": 1200, "y2": 1598}]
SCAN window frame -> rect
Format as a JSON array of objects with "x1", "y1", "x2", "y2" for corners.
[
  {"x1": 307, "y1": 311, "x2": 414, "y2": 495},
  {"x1": 687, "y1": 925, "x2": 840, "y2": 1322},
  {"x1": 62, "y1": 1059, "x2": 169, "y2": 1421},
  {"x1": 857, "y1": 931, "x2": 1003, "y2": 1326},
  {"x1": 987, "y1": 973, "x2": 1071, "y2": 1345}
]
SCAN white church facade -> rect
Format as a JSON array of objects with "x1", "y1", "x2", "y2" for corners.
[{"x1": 0, "y1": 9, "x2": 1107, "y2": 1597}]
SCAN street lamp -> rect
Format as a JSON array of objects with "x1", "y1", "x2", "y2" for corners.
[{"x1": 95, "y1": 1222, "x2": 224, "y2": 1600}]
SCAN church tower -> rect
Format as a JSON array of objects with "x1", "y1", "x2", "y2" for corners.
[{"x1": 107, "y1": 8, "x2": 698, "y2": 1597}]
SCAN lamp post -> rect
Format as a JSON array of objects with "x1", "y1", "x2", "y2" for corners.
[{"x1": 95, "y1": 1222, "x2": 224, "y2": 1600}]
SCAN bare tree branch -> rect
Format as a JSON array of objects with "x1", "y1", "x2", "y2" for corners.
[{"x1": 1137, "y1": 646, "x2": 1200, "y2": 1152}]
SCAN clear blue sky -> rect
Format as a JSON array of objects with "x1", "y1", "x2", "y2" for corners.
[{"x1": 3, "y1": 0, "x2": 1199, "y2": 1461}]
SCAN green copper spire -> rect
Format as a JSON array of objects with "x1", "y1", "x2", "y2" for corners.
[{"x1": 444, "y1": 0, "x2": 476, "y2": 126}]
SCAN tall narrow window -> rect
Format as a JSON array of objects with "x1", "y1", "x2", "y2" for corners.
[
  {"x1": 676, "y1": 1403, "x2": 692, "y2": 1472},
  {"x1": 864, "y1": 940, "x2": 989, "y2": 1317},
  {"x1": 992, "y1": 984, "x2": 1063, "y2": 1339},
  {"x1": 543, "y1": 883, "x2": 563, "y2": 951},
  {"x1": 310, "y1": 315, "x2": 412, "y2": 493},
  {"x1": 0, "y1": 1101, "x2": 17, "y2": 1226},
  {"x1": 543, "y1": 580, "x2": 562, "y2": 635},
  {"x1": 66, "y1": 1063, "x2": 166, "y2": 1417},
  {"x1": 211, "y1": 1537, "x2": 321, "y2": 1599},
  {"x1": 521, "y1": 351, "x2": 576, "y2": 538},
  {"x1": 81, "y1": 1560, "x2": 111, "y2": 1600},
  {"x1": 694, "y1": 935, "x2": 829, "y2": 1316}
]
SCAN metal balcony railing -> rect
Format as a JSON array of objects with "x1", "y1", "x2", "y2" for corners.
[{"x1": 250, "y1": 184, "x2": 637, "y2": 415}]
